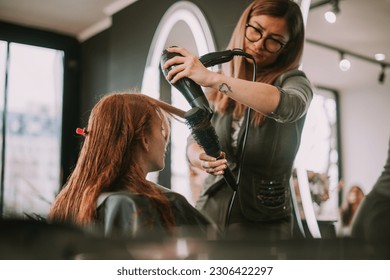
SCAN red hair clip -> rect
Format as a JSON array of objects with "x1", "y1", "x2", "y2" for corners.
[{"x1": 76, "y1": 127, "x2": 87, "y2": 137}]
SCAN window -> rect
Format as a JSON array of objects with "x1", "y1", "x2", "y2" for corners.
[{"x1": 0, "y1": 41, "x2": 64, "y2": 218}]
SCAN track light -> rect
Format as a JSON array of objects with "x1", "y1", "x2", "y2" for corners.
[
  {"x1": 324, "y1": 0, "x2": 340, "y2": 23},
  {"x1": 309, "y1": 2, "x2": 389, "y2": 84},
  {"x1": 324, "y1": 11, "x2": 337, "y2": 23},
  {"x1": 307, "y1": 39, "x2": 389, "y2": 84},
  {"x1": 331, "y1": 0, "x2": 340, "y2": 13},
  {"x1": 379, "y1": 64, "x2": 386, "y2": 84},
  {"x1": 375, "y1": 53, "x2": 386, "y2": 61},
  {"x1": 339, "y1": 52, "x2": 351, "y2": 71}
]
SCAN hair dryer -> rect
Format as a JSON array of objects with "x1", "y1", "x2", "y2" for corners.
[
  {"x1": 160, "y1": 49, "x2": 212, "y2": 118},
  {"x1": 159, "y1": 48, "x2": 254, "y2": 191},
  {"x1": 160, "y1": 48, "x2": 254, "y2": 114}
]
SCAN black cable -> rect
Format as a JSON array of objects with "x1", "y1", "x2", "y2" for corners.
[{"x1": 225, "y1": 55, "x2": 256, "y2": 227}]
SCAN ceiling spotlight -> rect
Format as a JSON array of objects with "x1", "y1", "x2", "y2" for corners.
[
  {"x1": 324, "y1": 0, "x2": 340, "y2": 24},
  {"x1": 325, "y1": 11, "x2": 337, "y2": 23},
  {"x1": 375, "y1": 53, "x2": 386, "y2": 61},
  {"x1": 339, "y1": 52, "x2": 351, "y2": 71},
  {"x1": 379, "y1": 64, "x2": 386, "y2": 84}
]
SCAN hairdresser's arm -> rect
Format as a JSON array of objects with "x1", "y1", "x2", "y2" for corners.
[
  {"x1": 204, "y1": 73, "x2": 281, "y2": 115},
  {"x1": 163, "y1": 47, "x2": 280, "y2": 115},
  {"x1": 212, "y1": 71, "x2": 313, "y2": 123},
  {"x1": 163, "y1": 47, "x2": 312, "y2": 122}
]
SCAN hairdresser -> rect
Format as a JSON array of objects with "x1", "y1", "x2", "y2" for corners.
[{"x1": 162, "y1": 0, "x2": 313, "y2": 240}]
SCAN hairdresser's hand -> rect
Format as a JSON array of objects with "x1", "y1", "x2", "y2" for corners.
[
  {"x1": 199, "y1": 151, "x2": 228, "y2": 176},
  {"x1": 163, "y1": 46, "x2": 217, "y2": 87}
]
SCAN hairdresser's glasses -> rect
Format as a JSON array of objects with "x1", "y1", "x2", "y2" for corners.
[{"x1": 245, "y1": 23, "x2": 286, "y2": 53}]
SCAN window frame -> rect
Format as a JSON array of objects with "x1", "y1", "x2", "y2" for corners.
[{"x1": 0, "y1": 21, "x2": 81, "y2": 217}]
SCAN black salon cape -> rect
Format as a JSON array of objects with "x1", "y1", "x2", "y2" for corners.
[{"x1": 96, "y1": 185, "x2": 214, "y2": 239}]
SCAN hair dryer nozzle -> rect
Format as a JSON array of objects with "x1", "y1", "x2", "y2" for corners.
[{"x1": 199, "y1": 48, "x2": 254, "y2": 68}]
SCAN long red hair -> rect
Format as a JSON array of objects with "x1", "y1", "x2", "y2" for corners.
[{"x1": 48, "y1": 92, "x2": 183, "y2": 229}]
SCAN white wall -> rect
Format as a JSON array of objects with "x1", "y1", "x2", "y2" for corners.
[{"x1": 340, "y1": 83, "x2": 390, "y2": 195}]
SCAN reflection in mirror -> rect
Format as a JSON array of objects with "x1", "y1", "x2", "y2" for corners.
[{"x1": 295, "y1": 87, "x2": 340, "y2": 228}]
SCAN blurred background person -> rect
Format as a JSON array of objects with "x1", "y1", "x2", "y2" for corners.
[{"x1": 337, "y1": 185, "x2": 365, "y2": 237}]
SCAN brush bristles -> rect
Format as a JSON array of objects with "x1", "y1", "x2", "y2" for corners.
[{"x1": 185, "y1": 107, "x2": 221, "y2": 158}]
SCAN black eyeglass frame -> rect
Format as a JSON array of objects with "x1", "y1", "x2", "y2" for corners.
[{"x1": 245, "y1": 23, "x2": 286, "y2": 54}]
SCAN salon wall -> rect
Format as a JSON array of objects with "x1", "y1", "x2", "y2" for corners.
[
  {"x1": 80, "y1": 29, "x2": 110, "y2": 118},
  {"x1": 80, "y1": 0, "x2": 390, "y2": 195},
  {"x1": 80, "y1": 0, "x2": 249, "y2": 113},
  {"x1": 339, "y1": 85, "x2": 390, "y2": 194}
]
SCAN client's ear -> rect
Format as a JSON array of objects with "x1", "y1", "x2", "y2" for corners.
[{"x1": 141, "y1": 135, "x2": 149, "y2": 151}]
